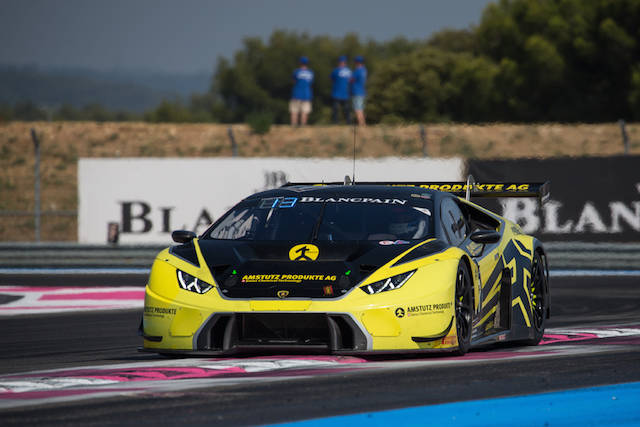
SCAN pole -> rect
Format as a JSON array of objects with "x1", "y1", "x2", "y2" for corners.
[
  {"x1": 420, "y1": 125, "x2": 428, "y2": 157},
  {"x1": 227, "y1": 126, "x2": 238, "y2": 157},
  {"x1": 619, "y1": 119, "x2": 629, "y2": 155},
  {"x1": 30, "y1": 128, "x2": 41, "y2": 242},
  {"x1": 352, "y1": 125, "x2": 357, "y2": 183}
]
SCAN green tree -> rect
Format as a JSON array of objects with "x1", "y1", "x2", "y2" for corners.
[
  {"x1": 160, "y1": 1, "x2": 640, "y2": 124},
  {"x1": 205, "y1": 30, "x2": 422, "y2": 124},
  {"x1": 13, "y1": 101, "x2": 48, "y2": 121},
  {"x1": 54, "y1": 104, "x2": 82, "y2": 121},
  {"x1": 0, "y1": 104, "x2": 14, "y2": 122},
  {"x1": 629, "y1": 64, "x2": 640, "y2": 120},
  {"x1": 427, "y1": 28, "x2": 477, "y2": 54},
  {"x1": 145, "y1": 100, "x2": 193, "y2": 123},
  {"x1": 367, "y1": 48, "x2": 500, "y2": 123},
  {"x1": 476, "y1": 0, "x2": 640, "y2": 121}
]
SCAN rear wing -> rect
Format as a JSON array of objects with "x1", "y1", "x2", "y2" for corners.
[{"x1": 283, "y1": 177, "x2": 550, "y2": 204}]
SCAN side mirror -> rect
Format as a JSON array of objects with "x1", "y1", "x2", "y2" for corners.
[
  {"x1": 469, "y1": 229, "x2": 500, "y2": 245},
  {"x1": 172, "y1": 230, "x2": 196, "y2": 244}
]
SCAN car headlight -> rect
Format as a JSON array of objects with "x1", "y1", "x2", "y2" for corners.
[
  {"x1": 177, "y1": 270, "x2": 213, "y2": 294},
  {"x1": 360, "y1": 270, "x2": 415, "y2": 294}
]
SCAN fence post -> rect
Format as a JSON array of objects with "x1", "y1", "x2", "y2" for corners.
[
  {"x1": 420, "y1": 125, "x2": 428, "y2": 157},
  {"x1": 30, "y1": 128, "x2": 41, "y2": 242},
  {"x1": 227, "y1": 126, "x2": 238, "y2": 157},
  {"x1": 619, "y1": 119, "x2": 630, "y2": 155}
]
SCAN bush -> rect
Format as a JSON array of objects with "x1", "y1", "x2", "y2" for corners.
[
  {"x1": 145, "y1": 100, "x2": 192, "y2": 123},
  {"x1": 246, "y1": 111, "x2": 274, "y2": 134}
]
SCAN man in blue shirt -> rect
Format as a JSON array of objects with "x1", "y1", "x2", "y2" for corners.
[
  {"x1": 330, "y1": 55, "x2": 352, "y2": 124},
  {"x1": 351, "y1": 55, "x2": 367, "y2": 126},
  {"x1": 290, "y1": 56, "x2": 314, "y2": 126}
]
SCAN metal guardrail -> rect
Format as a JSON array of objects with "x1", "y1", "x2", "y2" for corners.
[
  {"x1": 0, "y1": 242, "x2": 639, "y2": 270},
  {"x1": 543, "y1": 242, "x2": 640, "y2": 269},
  {"x1": 0, "y1": 243, "x2": 163, "y2": 268}
]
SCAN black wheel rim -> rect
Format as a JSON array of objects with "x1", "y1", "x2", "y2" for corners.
[
  {"x1": 455, "y1": 266, "x2": 472, "y2": 344},
  {"x1": 530, "y1": 255, "x2": 545, "y2": 331}
]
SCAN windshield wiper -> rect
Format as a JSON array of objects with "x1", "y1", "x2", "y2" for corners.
[{"x1": 309, "y1": 202, "x2": 326, "y2": 242}]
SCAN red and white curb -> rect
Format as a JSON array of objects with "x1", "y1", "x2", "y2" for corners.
[
  {"x1": 0, "y1": 286, "x2": 144, "y2": 315},
  {"x1": 0, "y1": 326, "x2": 639, "y2": 409},
  {"x1": 0, "y1": 356, "x2": 367, "y2": 409}
]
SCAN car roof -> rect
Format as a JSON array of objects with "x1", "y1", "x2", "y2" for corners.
[{"x1": 246, "y1": 184, "x2": 443, "y2": 200}]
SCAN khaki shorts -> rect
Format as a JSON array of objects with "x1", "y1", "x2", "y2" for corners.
[{"x1": 289, "y1": 99, "x2": 312, "y2": 114}]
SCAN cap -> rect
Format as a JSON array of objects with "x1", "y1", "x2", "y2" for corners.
[
  {"x1": 338, "y1": 55, "x2": 347, "y2": 62},
  {"x1": 355, "y1": 55, "x2": 364, "y2": 63},
  {"x1": 299, "y1": 56, "x2": 309, "y2": 64}
]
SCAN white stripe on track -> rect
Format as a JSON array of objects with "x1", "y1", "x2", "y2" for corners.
[{"x1": 0, "y1": 286, "x2": 144, "y2": 316}]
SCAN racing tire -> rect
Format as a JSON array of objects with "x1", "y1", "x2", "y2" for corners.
[
  {"x1": 453, "y1": 260, "x2": 473, "y2": 355},
  {"x1": 524, "y1": 251, "x2": 547, "y2": 346}
]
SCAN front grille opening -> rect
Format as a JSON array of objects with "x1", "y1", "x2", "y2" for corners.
[
  {"x1": 329, "y1": 315, "x2": 356, "y2": 349},
  {"x1": 240, "y1": 313, "x2": 329, "y2": 346},
  {"x1": 210, "y1": 315, "x2": 231, "y2": 349},
  {"x1": 198, "y1": 313, "x2": 368, "y2": 353}
]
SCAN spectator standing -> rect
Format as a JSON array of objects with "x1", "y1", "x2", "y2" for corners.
[
  {"x1": 330, "y1": 55, "x2": 352, "y2": 124},
  {"x1": 290, "y1": 56, "x2": 314, "y2": 126},
  {"x1": 351, "y1": 55, "x2": 367, "y2": 126}
]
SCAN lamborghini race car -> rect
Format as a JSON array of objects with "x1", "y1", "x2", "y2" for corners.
[{"x1": 140, "y1": 179, "x2": 550, "y2": 356}]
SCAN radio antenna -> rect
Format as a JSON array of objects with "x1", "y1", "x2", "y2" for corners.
[{"x1": 352, "y1": 124, "x2": 357, "y2": 184}]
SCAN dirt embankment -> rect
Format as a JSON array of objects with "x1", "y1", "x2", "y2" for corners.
[{"x1": 0, "y1": 121, "x2": 637, "y2": 241}]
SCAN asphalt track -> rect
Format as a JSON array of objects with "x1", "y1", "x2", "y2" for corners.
[{"x1": 0, "y1": 274, "x2": 639, "y2": 426}]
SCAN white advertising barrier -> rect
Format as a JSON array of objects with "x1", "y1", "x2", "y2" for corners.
[{"x1": 78, "y1": 157, "x2": 463, "y2": 244}]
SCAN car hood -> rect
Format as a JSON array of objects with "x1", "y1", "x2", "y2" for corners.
[{"x1": 197, "y1": 239, "x2": 418, "y2": 299}]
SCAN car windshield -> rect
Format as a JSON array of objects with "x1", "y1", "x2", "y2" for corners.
[{"x1": 205, "y1": 195, "x2": 434, "y2": 241}]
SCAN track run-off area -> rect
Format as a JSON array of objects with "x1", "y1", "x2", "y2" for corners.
[{"x1": 0, "y1": 272, "x2": 639, "y2": 426}]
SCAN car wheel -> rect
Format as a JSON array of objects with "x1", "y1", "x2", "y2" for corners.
[
  {"x1": 524, "y1": 251, "x2": 547, "y2": 345},
  {"x1": 454, "y1": 260, "x2": 473, "y2": 355}
]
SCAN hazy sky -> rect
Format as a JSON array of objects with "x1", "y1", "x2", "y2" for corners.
[{"x1": 0, "y1": 0, "x2": 494, "y2": 74}]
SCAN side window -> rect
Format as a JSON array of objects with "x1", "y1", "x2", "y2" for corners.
[{"x1": 440, "y1": 198, "x2": 468, "y2": 246}]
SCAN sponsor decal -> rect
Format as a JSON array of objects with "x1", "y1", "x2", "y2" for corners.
[
  {"x1": 289, "y1": 244, "x2": 320, "y2": 261},
  {"x1": 259, "y1": 197, "x2": 298, "y2": 209},
  {"x1": 396, "y1": 302, "x2": 453, "y2": 317},
  {"x1": 411, "y1": 193, "x2": 432, "y2": 200},
  {"x1": 143, "y1": 306, "x2": 177, "y2": 318},
  {"x1": 276, "y1": 290, "x2": 289, "y2": 299},
  {"x1": 241, "y1": 274, "x2": 336, "y2": 284},
  {"x1": 322, "y1": 285, "x2": 334, "y2": 296},
  {"x1": 299, "y1": 197, "x2": 407, "y2": 205},
  {"x1": 417, "y1": 184, "x2": 528, "y2": 192},
  {"x1": 379, "y1": 240, "x2": 411, "y2": 246},
  {"x1": 395, "y1": 307, "x2": 405, "y2": 318}
]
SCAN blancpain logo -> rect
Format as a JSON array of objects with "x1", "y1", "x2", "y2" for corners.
[
  {"x1": 500, "y1": 198, "x2": 640, "y2": 234},
  {"x1": 299, "y1": 197, "x2": 407, "y2": 205}
]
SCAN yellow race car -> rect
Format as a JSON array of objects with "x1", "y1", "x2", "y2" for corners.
[{"x1": 140, "y1": 179, "x2": 550, "y2": 356}]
